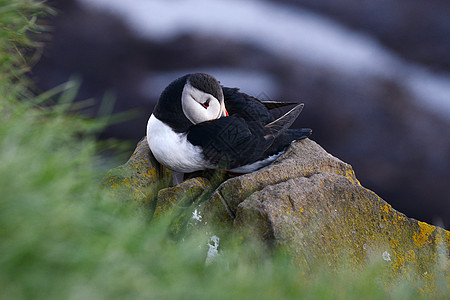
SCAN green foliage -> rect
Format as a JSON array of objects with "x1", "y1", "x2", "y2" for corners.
[
  {"x1": 0, "y1": 0, "x2": 54, "y2": 99},
  {"x1": 0, "y1": 1, "x2": 447, "y2": 299}
]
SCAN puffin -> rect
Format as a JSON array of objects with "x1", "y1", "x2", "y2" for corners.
[{"x1": 146, "y1": 73, "x2": 311, "y2": 174}]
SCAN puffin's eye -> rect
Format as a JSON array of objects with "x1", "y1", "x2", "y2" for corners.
[{"x1": 201, "y1": 99, "x2": 210, "y2": 109}]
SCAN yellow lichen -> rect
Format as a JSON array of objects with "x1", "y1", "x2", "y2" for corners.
[
  {"x1": 344, "y1": 169, "x2": 361, "y2": 186},
  {"x1": 413, "y1": 221, "x2": 435, "y2": 248},
  {"x1": 110, "y1": 182, "x2": 120, "y2": 188},
  {"x1": 390, "y1": 238, "x2": 399, "y2": 248},
  {"x1": 381, "y1": 204, "x2": 392, "y2": 214},
  {"x1": 392, "y1": 251, "x2": 405, "y2": 272},
  {"x1": 435, "y1": 230, "x2": 445, "y2": 248},
  {"x1": 395, "y1": 213, "x2": 406, "y2": 222},
  {"x1": 405, "y1": 250, "x2": 416, "y2": 264},
  {"x1": 436, "y1": 229, "x2": 450, "y2": 249},
  {"x1": 122, "y1": 177, "x2": 131, "y2": 187},
  {"x1": 143, "y1": 168, "x2": 156, "y2": 178}
]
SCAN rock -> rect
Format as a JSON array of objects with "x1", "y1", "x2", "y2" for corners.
[
  {"x1": 154, "y1": 177, "x2": 211, "y2": 238},
  {"x1": 201, "y1": 138, "x2": 360, "y2": 227},
  {"x1": 154, "y1": 177, "x2": 210, "y2": 220},
  {"x1": 104, "y1": 137, "x2": 449, "y2": 286},
  {"x1": 102, "y1": 138, "x2": 172, "y2": 211},
  {"x1": 200, "y1": 139, "x2": 449, "y2": 286},
  {"x1": 234, "y1": 174, "x2": 448, "y2": 271}
]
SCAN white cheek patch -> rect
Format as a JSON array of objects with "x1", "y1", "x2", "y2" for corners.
[
  {"x1": 182, "y1": 82, "x2": 221, "y2": 124},
  {"x1": 208, "y1": 97, "x2": 221, "y2": 119}
]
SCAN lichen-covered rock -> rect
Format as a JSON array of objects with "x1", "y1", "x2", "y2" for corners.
[
  {"x1": 102, "y1": 138, "x2": 172, "y2": 210},
  {"x1": 201, "y1": 138, "x2": 360, "y2": 226},
  {"x1": 198, "y1": 139, "x2": 449, "y2": 288},
  {"x1": 234, "y1": 173, "x2": 448, "y2": 271},
  {"x1": 154, "y1": 177, "x2": 210, "y2": 220},
  {"x1": 153, "y1": 177, "x2": 212, "y2": 238},
  {"x1": 104, "y1": 137, "x2": 449, "y2": 288}
]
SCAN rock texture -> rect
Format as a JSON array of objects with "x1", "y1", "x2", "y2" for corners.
[
  {"x1": 104, "y1": 137, "x2": 449, "y2": 287},
  {"x1": 102, "y1": 138, "x2": 173, "y2": 211}
]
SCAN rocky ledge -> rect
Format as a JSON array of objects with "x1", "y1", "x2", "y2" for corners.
[{"x1": 103, "y1": 138, "x2": 449, "y2": 286}]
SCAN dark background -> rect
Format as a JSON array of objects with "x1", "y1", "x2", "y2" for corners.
[{"x1": 32, "y1": 0, "x2": 450, "y2": 228}]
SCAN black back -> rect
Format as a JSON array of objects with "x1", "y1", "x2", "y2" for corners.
[{"x1": 222, "y1": 87, "x2": 273, "y2": 124}]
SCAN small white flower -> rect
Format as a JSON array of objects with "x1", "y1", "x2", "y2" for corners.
[
  {"x1": 206, "y1": 235, "x2": 220, "y2": 265},
  {"x1": 382, "y1": 251, "x2": 391, "y2": 261},
  {"x1": 192, "y1": 209, "x2": 202, "y2": 222}
]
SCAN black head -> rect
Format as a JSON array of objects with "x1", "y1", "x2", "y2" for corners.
[
  {"x1": 153, "y1": 73, "x2": 225, "y2": 133},
  {"x1": 188, "y1": 73, "x2": 224, "y2": 102}
]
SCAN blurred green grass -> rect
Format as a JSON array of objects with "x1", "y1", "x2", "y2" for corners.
[{"x1": 0, "y1": 1, "x2": 448, "y2": 299}]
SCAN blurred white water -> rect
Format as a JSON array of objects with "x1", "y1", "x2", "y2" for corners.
[{"x1": 78, "y1": 0, "x2": 450, "y2": 120}]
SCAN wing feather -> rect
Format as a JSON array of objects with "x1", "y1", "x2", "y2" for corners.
[
  {"x1": 187, "y1": 116, "x2": 265, "y2": 169},
  {"x1": 263, "y1": 104, "x2": 304, "y2": 140}
]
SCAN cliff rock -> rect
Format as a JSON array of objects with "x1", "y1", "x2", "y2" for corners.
[{"x1": 104, "y1": 138, "x2": 449, "y2": 286}]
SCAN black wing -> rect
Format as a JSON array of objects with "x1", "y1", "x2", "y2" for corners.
[
  {"x1": 187, "y1": 116, "x2": 269, "y2": 170},
  {"x1": 222, "y1": 87, "x2": 299, "y2": 121},
  {"x1": 189, "y1": 87, "x2": 311, "y2": 171},
  {"x1": 187, "y1": 105, "x2": 310, "y2": 170},
  {"x1": 222, "y1": 87, "x2": 274, "y2": 124},
  {"x1": 264, "y1": 104, "x2": 304, "y2": 140}
]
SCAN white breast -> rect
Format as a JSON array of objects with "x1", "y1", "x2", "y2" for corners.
[{"x1": 146, "y1": 114, "x2": 211, "y2": 172}]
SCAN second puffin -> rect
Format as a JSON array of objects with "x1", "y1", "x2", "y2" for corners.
[{"x1": 147, "y1": 73, "x2": 312, "y2": 173}]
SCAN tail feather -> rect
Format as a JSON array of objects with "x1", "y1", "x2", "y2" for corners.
[
  {"x1": 286, "y1": 128, "x2": 312, "y2": 141},
  {"x1": 263, "y1": 128, "x2": 312, "y2": 157}
]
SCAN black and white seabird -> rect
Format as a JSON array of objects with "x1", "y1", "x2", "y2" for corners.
[{"x1": 147, "y1": 73, "x2": 312, "y2": 174}]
